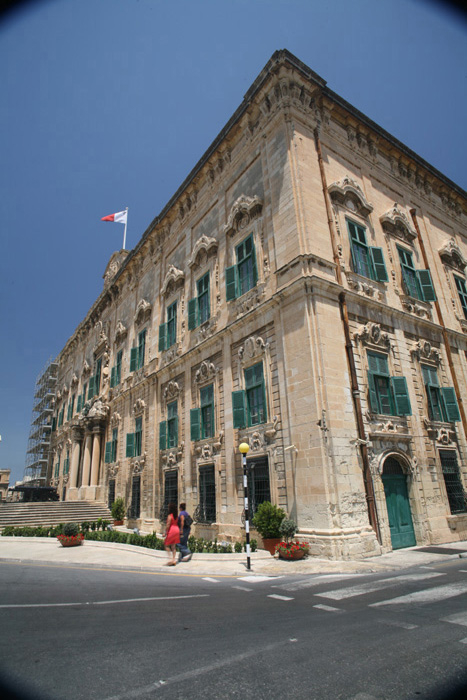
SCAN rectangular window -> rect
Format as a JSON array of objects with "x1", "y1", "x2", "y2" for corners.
[
  {"x1": 105, "y1": 428, "x2": 118, "y2": 463},
  {"x1": 130, "y1": 330, "x2": 147, "y2": 372},
  {"x1": 111, "y1": 351, "x2": 123, "y2": 388},
  {"x1": 167, "y1": 302, "x2": 177, "y2": 348},
  {"x1": 367, "y1": 352, "x2": 411, "y2": 416},
  {"x1": 190, "y1": 384, "x2": 215, "y2": 441},
  {"x1": 134, "y1": 417, "x2": 142, "y2": 457},
  {"x1": 455, "y1": 276, "x2": 467, "y2": 320},
  {"x1": 422, "y1": 365, "x2": 460, "y2": 422},
  {"x1": 160, "y1": 470, "x2": 178, "y2": 521},
  {"x1": 198, "y1": 465, "x2": 216, "y2": 523},
  {"x1": 129, "y1": 475, "x2": 141, "y2": 519},
  {"x1": 188, "y1": 273, "x2": 210, "y2": 330},
  {"x1": 63, "y1": 451, "x2": 70, "y2": 475},
  {"x1": 58, "y1": 407, "x2": 64, "y2": 427},
  {"x1": 67, "y1": 395, "x2": 75, "y2": 421},
  {"x1": 247, "y1": 458, "x2": 271, "y2": 517},
  {"x1": 225, "y1": 234, "x2": 258, "y2": 301},
  {"x1": 95, "y1": 358, "x2": 102, "y2": 395},
  {"x1": 347, "y1": 220, "x2": 388, "y2": 282},
  {"x1": 398, "y1": 247, "x2": 436, "y2": 302},
  {"x1": 54, "y1": 456, "x2": 60, "y2": 479},
  {"x1": 245, "y1": 362, "x2": 267, "y2": 426},
  {"x1": 108, "y1": 479, "x2": 116, "y2": 510},
  {"x1": 167, "y1": 401, "x2": 178, "y2": 448},
  {"x1": 439, "y1": 450, "x2": 466, "y2": 514}
]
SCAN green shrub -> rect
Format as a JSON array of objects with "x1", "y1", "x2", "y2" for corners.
[
  {"x1": 81, "y1": 521, "x2": 90, "y2": 533},
  {"x1": 111, "y1": 498, "x2": 125, "y2": 521},
  {"x1": 279, "y1": 518, "x2": 297, "y2": 543},
  {"x1": 63, "y1": 522, "x2": 80, "y2": 536},
  {"x1": 252, "y1": 502, "x2": 286, "y2": 538},
  {"x1": 234, "y1": 541, "x2": 242, "y2": 553}
]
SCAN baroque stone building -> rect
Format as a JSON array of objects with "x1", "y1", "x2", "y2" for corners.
[{"x1": 48, "y1": 50, "x2": 467, "y2": 559}]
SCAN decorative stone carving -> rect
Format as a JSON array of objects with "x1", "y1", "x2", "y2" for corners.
[
  {"x1": 134, "y1": 299, "x2": 152, "y2": 326},
  {"x1": 346, "y1": 273, "x2": 383, "y2": 299},
  {"x1": 132, "y1": 453, "x2": 146, "y2": 474},
  {"x1": 224, "y1": 195, "x2": 263, "y2": 237},
  {"x1": 264, "y1": 416, "x2": 279, "y2": 442},
  {"x1": 87, "y1": 399, "x2": 109, "y2": 420},
  {"x1": 93, "y1": 321, "x2": 109, "y2": 357},
  {"x1": 328, "y1": 175, "x2": 373, "y2": 217},
  {"x1": 423, "y1": 418, "x2": 456, "y2": 444},
  {"x1": 163, "y1": 380, "x2": 180, "y2": 400},
  {"x1": 232, "y1": 283, "x2": 266, "y2": 317},
  {"x1": 238, "y1": 335, "x2": 269, "y2": 362},
  {"x1": 380, "y1": 204, "x2": 417, "y2": 244},
  {"x1": 354, "y1": 322, "x2": 392, "y2": 349},
  {"x1": 189, "y1": 235, "x2": 218, "y2": 268},
  {"x1": 62, "y1": 384, "x2": 69, "y2": 396},
  {"x1": 110, "y1": 412, "x2": 121, "y2": 428},
  {"x1": 114, "y1": 321, "x2": 128, "y2": 345},
  {"x1": 411, "y1": 341, "x2": 440, "y2": 364},
  {"x1": 400, "y1": 296, "x2": 432, "y2": 319},
  {"x1": 133, "y1": 398, "x2": 146, "y2": 416},
  {"x1": 439, "y1": 238, "x2": 467, "y2": 273},
  {"x1": 71, "y1": 374, "x2": 79, "y2": 388},
  {"x1": 103, "y1": 251, "x2": 128, "y2": 288},
  {"x1": 368, "y1": 418, "x2": 410, "y2": 440},
  {"x1": 108, "y1": 462, "x2": 119, "y2": 478},
  {"x1": 161, "y1": 265, "x2": 185, "y2": 297},
  {"x1": 195, "y1": 361, "x2": 217, "y2": 384},
  {"x1": 82, "y1": 360, "x2": 91, "y2": 377}
]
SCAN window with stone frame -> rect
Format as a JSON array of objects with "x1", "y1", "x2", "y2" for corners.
[
  {"x1": 108, "y1": 479, "x2": 116, "y2": 509},
  {"x1": 366, "y1": 351, "x2": 411, "y2": 416},
  {"x1": 159, "y1": 301, "x2": 177, "y2": 351},
  {"x1": 88, "y1": 357, "x2": 102, "y2": 400},
  {"x1": 198, "y1": 464, "x2": 216, "y2": 523},
  {"x1": 347, "y1": 219, "x2": 388, "y2": 282},
  {"x1": 397, "y1": 246, "x2": 436, "y2": 302},
  {"x1": 105, "y1": 428, "x2": 118, "y2": 464},
  {"x1": 126, "y1": 416, "x2": 143, "y2": 458},
  {"x1": 188, "y1": 271, "x2": 210, "y2": 330},
  {"x1": 129, "y1": 475, "x2": 141, "y2": 519},
  {"x1": 454, "y1": 276, "x2": 467, "y2": 321},
  {"x1": 232, "y1": 361, "x2": 267, "y2": 429},
  {"x1": 226, "y1": 233, "x2": 258, "y2": 301},
  {"x1": 110, "y1": 350, "x2": 123, "y2": 388},
  {"x1": 130, "y1": 329, "x2": 147, "y2": 372},
  {"x1": 190, "y1": 383, "x2": 215, "y2": 441},
  {"x1": 439, "y1": 450, "x2": 466, "y2": 514},
  {"x1": 421, "y1": 365, "x2": 460, "y2": 423},
  {"x1": 159, "y1": 400, "x2": 178, "y2": 450}
]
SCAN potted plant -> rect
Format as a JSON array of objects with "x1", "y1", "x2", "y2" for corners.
[
  {"x1": 57, "y1": 522, "x2": 84, "y2": 548},
  {"x1": 111, "y1": 497, "x2": 125, "y2": 525},
  {"x1": 275, "y1": 517, "x2": 310, "y2": 560},
  {"x1": 252, "y1": 501, "x2": 286, "y2": 555}
]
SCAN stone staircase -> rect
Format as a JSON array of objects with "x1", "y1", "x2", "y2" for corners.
[{"x1": 0, "y1": 501, "x2": 113, "y2": 530}]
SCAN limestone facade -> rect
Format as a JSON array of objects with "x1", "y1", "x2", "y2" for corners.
[{"x1": 49, "y1": 50, "x2": 467, "y2": 558}]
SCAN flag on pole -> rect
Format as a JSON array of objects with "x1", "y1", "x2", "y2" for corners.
[{"x1": 101, "y1": 210, "x2": 128, "y2": 224}]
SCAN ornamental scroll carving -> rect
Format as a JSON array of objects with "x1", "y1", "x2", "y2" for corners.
[
  {"x1": 133, "y1": 399, "x2": 146, "y2": 416},
  {"x1": 114, "y1": 321, "x2": 128, "y2": 345},
  {"x1": 238, "y1": 335, "x2": 269, "y2": 362},
  {"x1": 410, "y1": 340, "x2": 440, "y2": 364},
  {"x1": 82, "y1": 360, "x2": 91, "y2": 377},
  {"x1": 110, "y1": 412, "x2": 121, "y2": 428},
  {"x1": 189, "y1": 235, "x2": 218, "y2": 268},
  {"x1": 224, "y1": 195, "x2": 263, "y2": 237},
  {"x1": 195, "y1": 360, "x2": 218, "y2": 384},
  {"x1": 328, "y1": 175, "x2": 373, "y2": 217},
  {"x1": 161, "y1": 265, "x2": 185, "y2": 297},
  {"x1": 354, "y1": 322, "x2": 392, "y2": 350},
  {"x1": 379, "y1": 204, "x2": 416, "y2": 244},
  {"x1": 134, "y1": 299, "x2": 152, "y2": 326},
  {"x1": 439, "y1": 238, "x2": 467, "y2": 273},
  {"x1": 163, "y1": 380, "x2": 180, "y2": 401}
]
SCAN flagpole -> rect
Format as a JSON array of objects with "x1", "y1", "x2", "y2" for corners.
[{"x1": 123, "y1": 207, "x2": 128, "y2": 250}]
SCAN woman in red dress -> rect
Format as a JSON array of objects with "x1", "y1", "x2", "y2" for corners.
[{"x1": 164, "y1": 502, "x2": 180, "y2": 566}]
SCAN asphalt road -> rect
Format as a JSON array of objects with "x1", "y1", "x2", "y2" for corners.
[{"x1": 1, "y1": 559, "x2": 467, "y2": 700}]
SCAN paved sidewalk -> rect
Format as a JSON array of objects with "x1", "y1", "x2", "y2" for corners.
[{"x1": 1, "y1": 536, "x2": 466, "y2": 577}]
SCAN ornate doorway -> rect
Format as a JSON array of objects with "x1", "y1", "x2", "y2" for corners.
[{"x1": 382, "y1": 456, "x2": 416, "y2": 549}]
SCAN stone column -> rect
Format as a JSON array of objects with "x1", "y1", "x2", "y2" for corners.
[
  {"x1": 90, "y1": 424, "x2": 104, "y2": 487},
  {"x1": 81, "y1": 431, "x2": 93, "y2": 488},
  {"x1": 69, "y1": 427, "x2": 83, "y2": 490}
]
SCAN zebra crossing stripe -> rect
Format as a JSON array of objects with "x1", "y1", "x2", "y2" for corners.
[
  {"x1": 440, "y1": 611, "x2": 467, "y2": 627},
  {"x1": 315, "y1": 572, "x2": 443, "y2": 600},
  {"x1": 202, "y1": 577, "x2": 220, "y2": 583},
  {"x1": 370, "y1": 581, "x2": 467, "y2": 607},
  {"x1": 313, "y1": 604, "x2": 341, "y2": 612},
  {"x1": 268, "y1": 594, "x2": 294, "y2": 601}
]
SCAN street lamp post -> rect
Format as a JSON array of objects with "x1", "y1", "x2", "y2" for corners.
[{"x1": 239, "y1": 442, "x2": 251, "y2": 571}]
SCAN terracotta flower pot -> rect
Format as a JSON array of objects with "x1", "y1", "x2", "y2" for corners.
[
  {"x1": 57, "y1": 534, "x2": 84, "y2": 548},
  {"x1": 279, "y1": 548, "x2": 305, "y2": 560},
  {"x1": 262, "y1": 537, "x2": 282, "y2": 555},
  {"x1": 113, "y1": 520, "x2": 124, "y2": 526}
]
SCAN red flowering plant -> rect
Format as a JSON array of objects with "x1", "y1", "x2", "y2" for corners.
[
  {"x1": 57, "y1": 523, "x2": 84, "y2": 547},
  {"x1": 274, "y1": 518, "x2": 309, "y2": 558}
]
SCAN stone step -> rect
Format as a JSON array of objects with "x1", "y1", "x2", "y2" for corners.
[{"x1": 0, "y1": 502, "x2": 113, "y2": 529}]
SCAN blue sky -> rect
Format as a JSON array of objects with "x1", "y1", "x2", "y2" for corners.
[{"x1": 0, "y1": 0, "x2": 466, "y2": 486}]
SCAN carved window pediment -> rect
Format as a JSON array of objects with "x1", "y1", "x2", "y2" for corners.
[
  {"x1": 114, "y1": 321, "x2": 128, "y2": 346},
  {"x1": 224, "y1": 195, "x2": 263, "y2": 237},
  {"x1": 238, "y1": 335, "x2": 269, "y2": 363},
  {"x1": 328, "y1": 175, "x2": 373, "y2": 217},
  {"x1": 161, "y1": 265, "x2": 185, "y2": 297},
  {"x1": 410, "y1": 340, "x2": 440, "y2": 364},
  {"x1": 354, "y1": 322, "x2": 392, "y2": 350},
  {"x1": 82, "y1": 360, "x2": 91, "y2": 377},
  {"x1": 163, "y1": 380, "x2": 180, "y2": 401},
  {"x1": 134, "y1": 299, "x2": 152, "y2": 326},
  {"x1": 189, "y1": 235, "x2": 218, "y2": 268},
  {"x1": 195, "y1": 360, "x2": 218, "y2": 384},
  {"x1": 380, "y1": 204, "x2": 416, "y2": 244},
  {"x1": 439, "y1": 238, "x2": 467, "y2": 273},
  {"x1": 133, "y1": 399, "x2": 146, "y2": 416}
]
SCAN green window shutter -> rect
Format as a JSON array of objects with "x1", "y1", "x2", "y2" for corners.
[
  {"x1": 111, "y1": 367, "x2": 117, "y2": 388},
  {"x1": 159, "y1": 421, "x2": 167, "y2": 450},
  {"x1": 390, "y1": 376, "x2": 412, "y2": 416},
  {"x1": 52, "y1": 416, "x2": 56, "y2": 432},
  {"x1": 130, "y1": 347, "x2": 138, "y2": 372},
  {"x1": 232, "y1": 390, "x2": 246, "y2": 429},
  {"x1": 441, "y1": 387, "x2": 461, "y2": 422},
  {"x1": 416, "y1": 269, "x2": 436, "y2": 302},
  {"x1": 369, "y1": 247, "x2": 388, "y2": 282},
  {"x1": 87, "y1": 376, "x2": 94, "y2": 400},
  {"x1": 225, "y1": 265, "x2": 237, "y2": 301},
  {"x1": 188, "y1": 298, "x2": 198, "y2": 331},
  {"x1": 367, "y1": 371, "x2": 379, "y2": 413},
  {"x1": 190, "y1": 408, "x2": 201, "y2": 442},
  {"x1": 104, "y1": 441, "x2": 112, "y2": 464},
  {"x1": 67, "y1": 403, "x2": 72, "y2": 421},
  {"x1": 158, "y1": 323, "x2": 167, "y2": 352},
  {"x1": 173, "y1": 416, "x2": 179, "y2": 445},
  {"x1": 76, "y1": 395, "x2": 82, "y2": 413},
  {"x1": 251, "y1": 238, "x2": 258, "y2": 286},
  {"x1": 126, "y1": 433, "x2": 135, "y2": 458}
]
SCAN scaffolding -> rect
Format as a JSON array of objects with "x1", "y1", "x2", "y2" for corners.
[{"x1": 24, "y1": 357, "x2": 59, "y2": 485}]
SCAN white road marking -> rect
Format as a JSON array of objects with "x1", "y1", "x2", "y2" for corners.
[
  {"x1": 232, "y1": 586, "x2": 253, "y2": 592},
  {"x1": 315, "y1": 572, "x2": 443, "y2": 600},
  {"x1": 268, "y1": 594, "x2": 294, "y2": 601},
  {"x1": 202, "y1": 577, "x2": 220, "y2": 583},
  {"x1": 313, "y1": 604, "x2": 341, "y2": 612},
  {"x1": 378, "y1": 619, "x2": 418, "y2": 630},
  {"x1": 238, "y1": 576, "x2": 281, "y2": 582},
  {"x1": 0, "y1": 594, "x2": 210, "y2": 609},
  {"x1": 370, "y1": 582, "x2": 467, "y2": 607},
  {"x1": 441, "y1": 611, "x2": 467, "y2": 627},
  {"x1": 460, "y1": 638, "x2": 467, "y2": 644},
  {"x1": 276, "y1": 573, "x2": 366, "y2": 592}
]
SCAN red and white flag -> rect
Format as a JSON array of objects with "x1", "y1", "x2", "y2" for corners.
[{"x1": 101, "y1": 209, "x2": 127, "y2": 224}]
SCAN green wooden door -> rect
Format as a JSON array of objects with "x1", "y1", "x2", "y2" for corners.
[{"x1": 382, "y1": 474, "x2": 416, "y2": 550}]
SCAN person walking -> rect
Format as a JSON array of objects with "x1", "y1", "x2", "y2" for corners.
[
  {"x1": 177, "y1": 502, "x2": 192, "y2": 562},
  {"x1": 164, "y1": 502, "x2": 180, "y2": 566}
]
